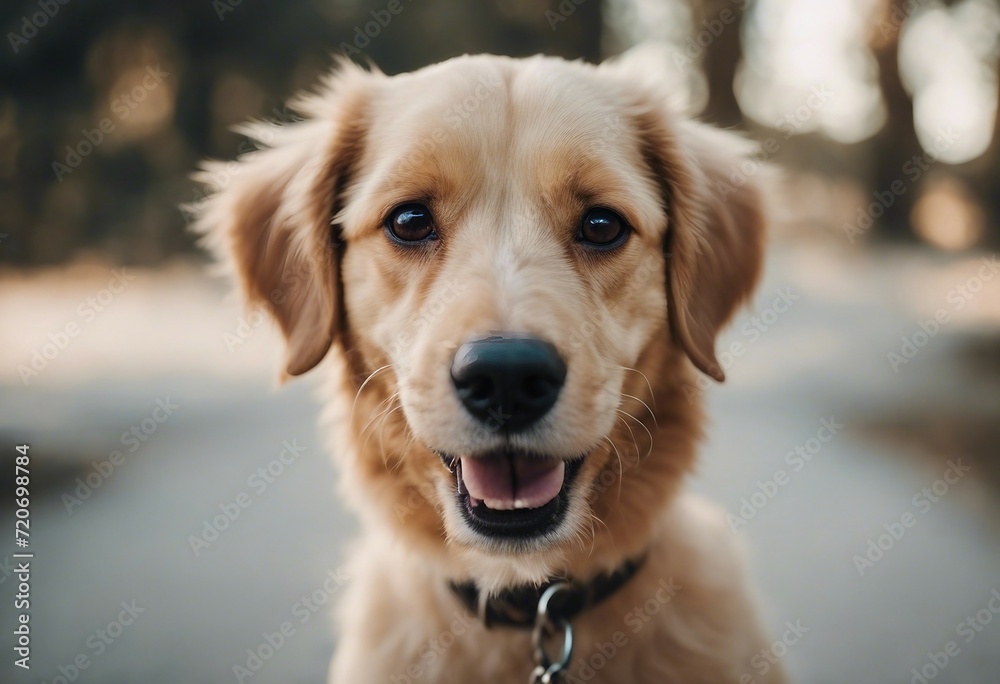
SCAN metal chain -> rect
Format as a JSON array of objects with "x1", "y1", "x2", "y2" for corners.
[{"x1": 528, "y1": 583, "x2": 574, "y2": 684}]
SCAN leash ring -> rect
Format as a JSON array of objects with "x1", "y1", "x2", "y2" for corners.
[
  {"x1": 532, "y1": 615, "x2": 573, "y2": 670},
  {"x1": 532, "y1": 583, "x2": 574, "y2": 674}
]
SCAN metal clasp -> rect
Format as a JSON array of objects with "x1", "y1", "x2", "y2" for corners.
[{"x1": 529, "y1": 583, "x2": 574, "y2": 684}]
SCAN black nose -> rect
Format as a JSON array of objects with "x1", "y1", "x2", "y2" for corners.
[{"x1": 451, "y1": 334, "x2": 566, "y2": 432}]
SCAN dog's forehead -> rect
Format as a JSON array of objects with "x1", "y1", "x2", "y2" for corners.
[
  {"x1": 372, "y1": 56, "x2": 633, "y2": 162},
  {"x1": 343, "y1": 56, "x2": 663, "y2": 239}
]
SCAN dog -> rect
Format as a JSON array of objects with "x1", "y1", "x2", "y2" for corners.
[{"x1": 194, "y1": 48, "x2": 786, "y2": 684}]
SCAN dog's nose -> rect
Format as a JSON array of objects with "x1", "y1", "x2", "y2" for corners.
[{"x1": 451, "y1": 335, "x2": 566, "y2": 432}]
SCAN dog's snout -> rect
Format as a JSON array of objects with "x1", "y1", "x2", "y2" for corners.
[{"x1": 451, "y1": 334, "x2": 566, "y2": 432}]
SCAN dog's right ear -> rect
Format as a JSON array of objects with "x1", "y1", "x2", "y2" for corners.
[{"x1": 191, "y1": 62, "x2": 373, "y2": 378}]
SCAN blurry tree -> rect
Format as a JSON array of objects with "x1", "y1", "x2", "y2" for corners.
[
  {"x1": 694, "y1": 0, "x2": 746, "y2": 127},
  {"x1": 687, "y1": 0, "x2": 998, "y2": 245},
  {"x1": 0, "y1": 0, "x2": 601, "y2": 267},
  {"x1": 868, "y1": 0, "x2": 925, "y2": 239},
  {"x1": 868, "y1": 0, "x2": 999, "y2": 244},
  {"x1": 954, "y1": 57, "x2": 1000, "y2": 238}
]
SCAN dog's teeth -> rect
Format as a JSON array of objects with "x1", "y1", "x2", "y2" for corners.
[
  {"x1": 514, "y1": 499, "x2": 528, "y2": 509},
  {"x1": 483, "y1": 498, "x2": 513, "y2": 510}
]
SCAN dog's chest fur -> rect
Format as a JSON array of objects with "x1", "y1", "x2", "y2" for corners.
[{"x1": 329, "y1": 494, "x2": 786, "y2": 684}]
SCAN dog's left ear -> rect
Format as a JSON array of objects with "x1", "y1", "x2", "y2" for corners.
[
  {"x1": 642, "y1": 117, "x2": 767, "y2": 382},
  {"x1": 192, "y1": 62, "x2": 372, "y2": 378}
]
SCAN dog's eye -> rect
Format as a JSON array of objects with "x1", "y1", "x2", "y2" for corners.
[
  {"x1": 385, "y1": 203, "x2": 436, "y2": 244},
  {"x1": 578, "y1": 208, "x2": 629, "y2": 249}
]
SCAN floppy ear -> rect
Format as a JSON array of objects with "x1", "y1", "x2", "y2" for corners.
[
  {"x1": 643, "y1": 117, "x2": 767, "y2": 382},
  {"x1": 191, "y1": 63, "x2": 371, "y2": 377}
]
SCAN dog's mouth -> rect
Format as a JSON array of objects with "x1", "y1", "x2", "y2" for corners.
[{"x1": 440, "y1": 450, "x2": 585, "y2": 539}]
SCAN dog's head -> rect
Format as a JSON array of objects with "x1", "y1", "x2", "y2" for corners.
[{"x1": 195, "y1": 52, "x2": 765, "y2": 584}]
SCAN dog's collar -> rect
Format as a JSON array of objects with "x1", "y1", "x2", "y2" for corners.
[{"x1": 448, "y1": 554, "x2": 647, "y2": 629}]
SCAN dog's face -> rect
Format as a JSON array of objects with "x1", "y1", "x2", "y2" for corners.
[{"x1": 196, "y1": 53, "x2": 764, "y2": 578}]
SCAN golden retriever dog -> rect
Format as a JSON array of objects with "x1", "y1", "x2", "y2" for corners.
[{"x1": 194, "y1": 48, "x2": 786, "y2": 684}]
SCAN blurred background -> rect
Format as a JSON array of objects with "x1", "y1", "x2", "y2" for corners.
[{"x1": 1, "y1": 0, "x2": 999, "y2": 682}]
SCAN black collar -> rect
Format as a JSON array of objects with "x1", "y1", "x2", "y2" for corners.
[{"x1": 449, "y1": 555, "x2": 647, "y2": 629}]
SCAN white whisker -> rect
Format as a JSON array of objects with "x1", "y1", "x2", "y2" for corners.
[
  {"x1": 378, "y1": 406, "x2": 405, "y2": 471},
  {"x1": 615, "y1": 414, "x2": 640, "y2": 463},
  {"x1": 587, "y1": 512, "x2": 611, "y2": 557},
  {"x1": 616, "y1": 408, "x2": 654, "y2": 461},
  {"x1": 350, "y1": 363, "x2": 395, "y2": 425},
  {"x1": 619, "y1": 365, "x2": 656, "y2": 411},
  {"x1": 604, "y1": 436, "x2": 626, "y2": 505},
  {"x1": 359, "y1": 391, "x2": 400, "y2": 438},
  {"x1": 621, "y1": 392, "x2": 658, "y2": 428}
]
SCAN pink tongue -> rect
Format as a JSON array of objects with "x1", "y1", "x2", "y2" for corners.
[{"x1": 460, "y1": 454, "x2": 565, "y2": 511}]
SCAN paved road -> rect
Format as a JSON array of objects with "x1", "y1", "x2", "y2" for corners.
[{"x1": 1, "y1": 241, "x2": 998, "y2": 683}]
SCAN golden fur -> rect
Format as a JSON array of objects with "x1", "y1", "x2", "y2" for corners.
[{"x1": 194, "y1": 49, "x2": 785, "y2": 684}]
